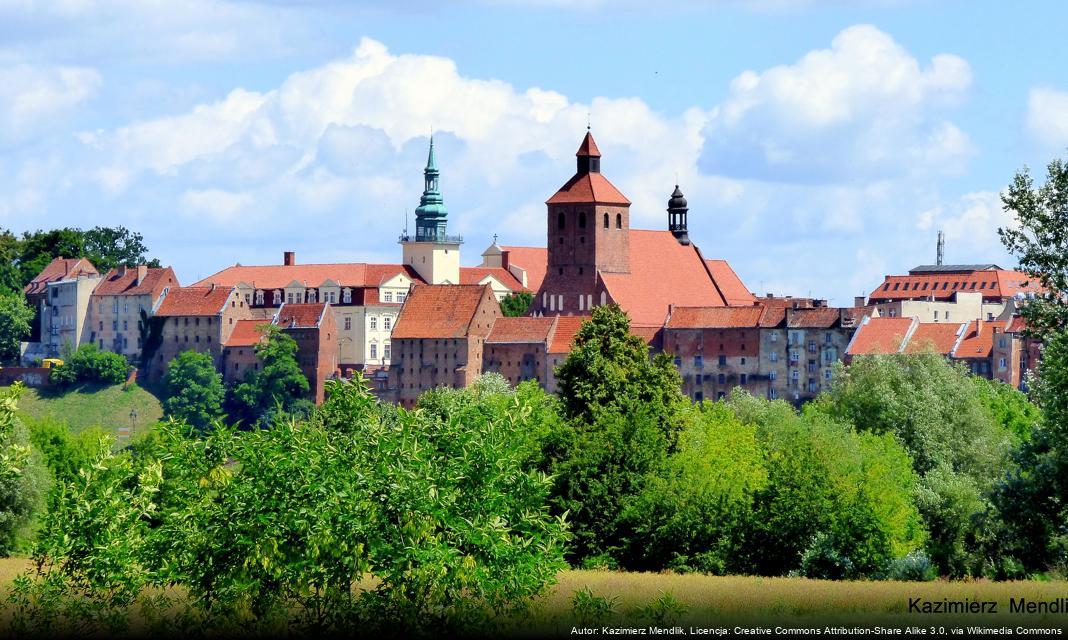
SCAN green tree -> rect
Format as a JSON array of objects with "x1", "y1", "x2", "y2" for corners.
[
  {"x1": 230, "y1": 325, "x2": 310, "y2": 425},
  {"x1": 163, "y1": 351, "x2": 226, "y2": 432},
  {"x1": 0, "y1": 293, "x2": 34, "y2": 363},
  {"x1": 49, "y1": 344, "x2": 130, "y2": 387},
  {"x1": 0, "y1": 230, "x2": 21, "y2": 296},
  {"x1": 0, "y1": 385, "x2": 49, "y2": 556},
  {"x1": 499, "y1": 291, "x2": 533, "y2": 317},
  {"x1": 81, "y1": 226, "x2": 160, "y2": 274},
  {"x1": 15, "y1": 228, "x2": 85, "y2": 289}
]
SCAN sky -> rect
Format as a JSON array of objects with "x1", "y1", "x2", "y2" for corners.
[{"x1": 2, "y1": 0, "x2": 1067, "y2": 305}]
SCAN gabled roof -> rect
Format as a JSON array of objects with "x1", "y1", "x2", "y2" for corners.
[
  {"x1": 24, "y1": 257, "x2": 98, "y2": 296},
  {"x1": 155, "y1": 286, "x2": 234, "y2": 317},
  {"x1": 548, "y1": 316, "x2": 587, "y2": 354},
  {"x1": 599, "y1": 230, "x2": 727, "y2": 327},
  {"x1": 868, "y1": 268, "x2": 1040, "y2": 302},
  {"x1": 226, "y1": 320, "x2": 267, "y2": 347},
  {"x1": 846, "y1": 317, "x2": 916, "y2": 356},
  {"x1": 391, "y1": 284, "x2": 495, "y2": 339},
  {"x1": 92, "y1": 266, "x2": 177, "y2": 297},
  {"x1": 903, "y1": 322, "x2": 962, "y2": 355},
  {"x1": 275, "y1": 303, "x2": 328, "y2": 329},
  {"x1": 487, "y1": 317, "x2": 556, "y2": 344},
  {"x1": 786, "y1": 307, "x2": 841, "y2": 329},
  {"x1": 667, "y1": 306, "x2": 765, "y2": 329},
  {"x1": 953, "y1": 320, "x2": 997, "y2": 359},
  {"x1": 194, "y1": 263, "x2": 425, "y2": 290},
  {"x1": 501, "y1": 246, "x2": 548, "y2": 292},
  {"x1": 459, "y1": 266, "x2": 528, "y2": 292},
  {"x1": 704, "y1": 259, "x2": 756, "y2": 306},
  {"x1": 546, "y1": 172, "x2": 631, "y2": 205}
]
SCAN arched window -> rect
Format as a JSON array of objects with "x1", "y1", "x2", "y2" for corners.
[
  {"x1": 603, "y1": 213, "x2": 609, "y2": 228},
  {"x1": 615, "y1": 213, "x2": 622, "y2": 229},
  {"x1": 557, "y1": 211, "x2": 566, "y2": 229},
  {"x1": 578, "y1": 211, "x2": 587, "y2": 228}
]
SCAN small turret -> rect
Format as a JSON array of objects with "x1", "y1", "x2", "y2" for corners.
[{"x1": 668, "y1": 184, "x2": 690, "y2": 245}]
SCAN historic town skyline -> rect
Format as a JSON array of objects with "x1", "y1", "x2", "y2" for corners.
[{"x1": 3, "y1": 1, "x2": 1067, "y2": 305}]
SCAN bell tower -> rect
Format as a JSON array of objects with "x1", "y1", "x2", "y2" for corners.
[{"x1": 400, "y1": 136, "x2": 462, "y2": 284}]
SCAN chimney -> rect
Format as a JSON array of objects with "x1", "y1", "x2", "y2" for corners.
[
  {"x1": 854, "y1": 296, "x2": 867, "y2": 308},
  {"x1": 283, "y1": 251, "x2": 296, "y2": 266},
  {"x1": 136, "y1": 265, "x2": 148, "y2": 286},
  {"x1": 117, "y1": 265, "x2": 128, "y2": 277}
]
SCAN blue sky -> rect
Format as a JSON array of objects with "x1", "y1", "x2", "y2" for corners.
[{"x1": 2, "y1": 0, "x2": 1067, "y2": 305}]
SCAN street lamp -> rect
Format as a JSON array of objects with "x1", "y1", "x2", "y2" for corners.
[{"x1": 129, "y1": 408, "x2": 137, "y2": 432}]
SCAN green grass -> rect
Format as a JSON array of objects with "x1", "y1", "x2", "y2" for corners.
[{"x1": 13, "y1": 382, "x2": 163, "y2": 443}]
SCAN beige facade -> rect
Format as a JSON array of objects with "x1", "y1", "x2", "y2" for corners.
[
  {"x1": 40, "y1": 273, "x2": 102, "y2": 357},
  {"x1": 401, "y1": 239, "x2": 461, "y2": 285},
  {"x1": 871, "y1": 291, "x2": 1006, "y2": 324}
]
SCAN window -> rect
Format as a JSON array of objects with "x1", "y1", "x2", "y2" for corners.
[
  {"x1": 808, "y1": 341, "x2": 817, "y2": 353},
  {"x1": 113, "y1": 300, "x2": 119, "y2": 313},
  {"x1": 603, "y1": 213, "x2": 609, "y2": 228},
  {"x1": 769, "y1": 388, "x2": 778, "y2": 399},
  {"x1": 694, "y1": 355, "x2": 703, "y2": 368},
  {"x1": 123, "y1": 301, "x2": 128, "y2": 314},
  {"x1": 273, "y1": 290, "x2": 281, "y2": 304},
  {"x1": 122, "y1": 320, "x2": 128, "y2": 331},
  {"x1": 808, "y1": 379, "x2": 817, "y2": 393},
  {"x1": 770, "y1": 351, "x2": 778, "y2": 362},
  {"x1": 578, "y1": 211, "x2": 587, "y2": 228},
  {"x1": 807, "y1": 360, "x2": 816, "y2": 373},
  {"x1": 740, "y1": 374, "x2": 748, "y2": 385},
  {"x1": 673, "y1": 355, "x2": 681, "y2": 367},
  {"x1": 370, "y1": 316, "x2": 378, "y2": 330},
  {"x1": 769, "y1": 370, "x2": 777, "y2": 381},
  {"x1": 615, "y1": 213, "x2": 622, "y2": 229},
  {"x1": 888, "y1": 308, "x2": 897, "y2": 318},
  {"x1": 344, "y1": 317, "x2": 352, "y2": 331},
  {"x1": 112, "y1": 320, "x2": 118, "y2": 331},
  {"x1": 824, "y1": 369, "x2": 833, "y2": 381},
  {"x1": 370, "y1": 344, "x2": 378, "y2": 359},
  {"x1": 99, "y1": 321, "x2": 103, "y2": 331},
  {"x1": 384, "y1": 316, "x2": 392, "y2": 331},
  {"x1": 384, "y1": 292, "x2": 393, "y2": 303},
  {"x1": 825, "y1": 332, "x2": 832, "y2": 344},
  {"x1": 397, "y1": 293, "x2": 407, "y2": 303},
  {"x1": 256, "y1": 290, "x2": 264, "y2": 305},
  {"x1": 384, "y1": 343, "x2": 391, "y2": 360},
  {"x1": 740, "y1": 357, "x2": 746, "y2": 365},
  {"x1": 557, "y1": 211, "x2": 566, "y2": 229},
  {"x1": 343, "y1": 289, "x2": 352, "y2": 304},
  {"x1": 287, "y1": 293, "x2": 295, "y2": 304},
  {"x1": 770, "y1": 332, "x2": 778, "y2": 343},
  {"x1": 718, "y1": 373, "x2": 726, "y2": 384},
  {"x1": 998, "y1": 357, "x2": 1007, "y2": 370},
  {"x1": 718, "y1": 355, "x2": 726, "y2": 366},
  {"x1": 694, "y1": 391, "x2": 703, "y2": 403},
  {"x1": 789, "y1": 349, "x2": 800, "y2": 363}
]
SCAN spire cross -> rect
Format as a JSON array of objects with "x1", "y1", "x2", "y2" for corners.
[
  {"x1": 493, "y1": 233, "x2": 498, "y2": 244},
  {"x1": 586, "y1": 111, "x2": 591, "y2": 131}
]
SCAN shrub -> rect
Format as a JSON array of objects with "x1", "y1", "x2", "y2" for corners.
[
  {"x1": 570, "y1": 587, "x2": 618, "y2": 624},
  {"x1": 884, "y1": 551, "x2": 937, "y2": 582},
  {"x1": 798, "y1": 532, "x2": 857, "y2": 580},
  {"x1": 0, "y1": 385, "x2": 48, "y2": 556},
  {"x1": 49, "y1": 344, "x2": 130, "y2": 386}
]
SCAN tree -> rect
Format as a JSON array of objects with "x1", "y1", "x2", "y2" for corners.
[
  {"x1": 0, "y1": 293, "x2": 34, "y2": 363},
  {"x1": 163, "y1": 351, "x2": 226, "y2": 432},
  {"x1": 81, "y1": 226, "x2": 160, "y2": 274},
  {"x1": 999, "y1": 154, "x2": 1068, "y2": 337},
  {"x1": 0, "y1": 230, "x2": 21, "y2": 296},
  {"x1": 49, "y1": 344, "x2": 130, "y2": 387},
  {"x1": 15, "y1": 228, "x2": 85, "y2": 289},
  {"x1": 0, "y1": 385, "x2": 49, "y2": 556},
  {"x1": 230, "y1": 325, "x2": 310, "y2": 425},
  {"x1": 499, "y1": 292, "x2": 533, "y2": 317}
]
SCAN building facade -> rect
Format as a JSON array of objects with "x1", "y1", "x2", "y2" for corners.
[
  {"x1": 85, "y1": 265, "x2": 178, "y2": 361},
  {"x1": 148, "y1": 285, "x2": 252, "y2": 381}
]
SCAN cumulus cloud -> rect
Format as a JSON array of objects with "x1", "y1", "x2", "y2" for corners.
[
  {"x1": 700, "y1": 24, "x2": 973, "y2": 183},
  {"x1": 914, "y1": 191, "x2": 1016, "y2": 264},
  {"x1": 0, "y1": 63, "x2": 101, "y2": 146},
  {"x1": 1026, "y1": 87, "x2": 1068, "y2": 148}
]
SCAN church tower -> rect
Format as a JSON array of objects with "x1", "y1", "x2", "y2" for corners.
[
  {"x1": 400, "y1": 136, "x2": 462, "y2": 284},
  {"x1": 532, "y1": 129, "x2": 631, "y2": 316}
]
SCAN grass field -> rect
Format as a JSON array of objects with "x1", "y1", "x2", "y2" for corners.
[
  {"x1": 0, "y1": 557, "x2": 1064, "y2": 633},
  {"x1": 13, "y1": 382, "x2": 163, "y2": 443}
]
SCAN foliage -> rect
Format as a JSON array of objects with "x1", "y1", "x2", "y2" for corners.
[
  {"x1": 2, "y1": 225, "x2": 160, "y2": 291},
  {"x1": 884, "y1": 550, "x2": 937, "y2": 582},
  {"x1": 229, "y1": 324, "x2": 310, "y2": 425},
  {"x1": 26, "y1": 417, "x2": 107, "y2": 486},
  {"x1": 0, "y1": 292, "x2": 34, "y2": 363},
  {"x1": 634, "y1": 592, "x2": 687, "y2": 625},
  {"x1": 623, "y1": 402, "x2": 766, "y2": 574},
  {"x1": 570, "y1": 587, "x2": 618, "y2": 624},
  {"x1": 500, "y1": 291, "x2": 534, "y2": 317},
  {"x1": 971, "y1": 376, "x2": 1042, "y2": 443},
  {"x1": 49, "y1": 344, "x2": 131, "y2": 387},
  {"x1": 0, "y1": 385, "x2": 49, "y2": 556},
  {"x1": 797, "y1": 532, "x2": 857, "y2": 580},
  {"x1": 162, "y1": 350, "x2": 225, "y2": 432},
  {"x1": 999, "y1": 154, "x2": 1068, "y2": 337},
  {"x1": 80, "y1": 226, "x2": 160, "y2": 273}
]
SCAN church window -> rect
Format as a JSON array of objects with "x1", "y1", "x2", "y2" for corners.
[
  {"x1": 603, "y1": 213, "x2": 609, "y2": 228},
  {"x1": 579, "y1": 296, "x2": 584, "y2": 311},
  {"x1": 600, "y1": 291, "x2": 606, "y2": 306},
  {"x1": 615, "y1": 213, "x2": 622, "y2": 229},
  {"x1": 557, "y1": 212, "x2": 566, "y2": 229},
  {"x1": 578, "y1": 211, "x2": 587, "y2": 228},
  {"x1": 557, "y1": 294, "x2": 563, "y2": 310},
  {"x1": 587, "y1": 294, "x2": 592, "y2": 309}
]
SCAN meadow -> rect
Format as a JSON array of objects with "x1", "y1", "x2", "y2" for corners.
[{"x1": 14, "y1": 382, "x2": 162, "y2": 442}]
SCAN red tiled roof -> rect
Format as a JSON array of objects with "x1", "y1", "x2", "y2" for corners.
[
  {"x1": 155, "y1": 286, "x2": 234, "y2": 317},
  {"x1": 460, "y1": 266, "x2": 528, "y2": 292},
  {"x1": 194, "y1": 262, "x2": 425, "y2": 290},
  {"x1": 868, "y1": 269, "x2": 1041, "y2": 302},
  {"x1": 600, "y1": 230, "x2": 727, "y2": 327},
  {"x1": 276, "y1": 303, "x2": 327, "y2": 329},
  {"x1": 787, "y1": 307, "x2": 841, "y2": 329},
  {"x1": 903, "y1": 322, "x2": 962, "y2": 355},
  {"x1": 391, "y1": 284, "x2": 494, "y2": 339},
  {"x1": 847, "y1": 317, "x2": 915, "y2": 356},
  {"x1": 501, "y1": 246, "x2": 547, "y2": 292},
  {"x1": 1006, "y1": 316, "x2": 1027, "y2": 333},
  {"x1": 705, "y1": 260, "x2": 756, "y2": 306},
  {"x1": 576, "y1": 131, "x2": 601, "y2": 158},
  {"x1": 546, "y1": 172, "x2": 631, "y2": 205},
  {"x1": 486, "y1": 317, "x2": 556, "y2": 344},
  {"x1": 24, "y1": 257, "x2": 98, "y2": 296},
  {"x1": 667, "y1": 306, "x2": 765, "y2": 329},
  {"x1": 548, "y1": 316, "x2": 587, "y2": 354},
  {"x1": 953, "y1": 320, "x2": 997, "y2": 359},
  {"x1": 92, "y1": 266, "x2": 177, "y2": 297},
  {"x1": 226, "y1": 320, "x2": 267, "y2": 347}
]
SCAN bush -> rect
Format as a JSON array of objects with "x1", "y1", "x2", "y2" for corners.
[
  {"x1": 798, "y1": 532, "x2": 857, "y2": 580},
  {"x1": 50, "y1": 344, "x2": 130, "y2": 386},
  {"x1": 0, "y1": 385, "x2": 49, "y2": 556},
  {"x1": 883, "y1": 550, "x2": 937, "y2": 582}
]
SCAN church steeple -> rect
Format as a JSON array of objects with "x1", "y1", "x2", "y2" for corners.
[
  {"x1": 414, "y1": 136, "x2": 449, "y2": 242},
  {"x1": 668, "y1": 184, "x2": 690, "y2": 245},
  {"x1": 576, "y1": 128, "x2": 601, "y2": 175}
]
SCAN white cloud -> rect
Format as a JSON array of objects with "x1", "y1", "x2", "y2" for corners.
[
  {"x1": 1026, "y1": 87, "x2": 1068, "y2": 148},
  {"x1": 0, "y1": 63, "x2": 101, "y2": 145},
  {"x1": 913, "y1": 191, "x2": 1015, "y2": 263},
  {"x1": 700, "y1": 24, "x2": 973, "y2": 182},
  {"x1": 180, "y1": 188, "x2": 253, "y2": 220}
]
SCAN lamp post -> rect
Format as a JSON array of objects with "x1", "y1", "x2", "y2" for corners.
[{"x1": 129, "y1": 408, "x2": 137, "y2": 432}]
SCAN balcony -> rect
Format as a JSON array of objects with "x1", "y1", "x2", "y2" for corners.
[{"x1": 398, "y1": 232, "x2": 464, "y2": 244}]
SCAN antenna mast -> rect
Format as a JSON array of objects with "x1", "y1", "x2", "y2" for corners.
[{"x1": 936, "y1": 230, "x2": 945, "y2": 266}]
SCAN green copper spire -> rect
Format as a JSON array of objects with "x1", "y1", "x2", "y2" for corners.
[{"x1": 413, "y1": 135, "x2": 451, "y2": 242}]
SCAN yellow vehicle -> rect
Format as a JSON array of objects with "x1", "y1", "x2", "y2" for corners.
[{"x1": 41, "y1": 358, "x2": 64, "y2": 369}]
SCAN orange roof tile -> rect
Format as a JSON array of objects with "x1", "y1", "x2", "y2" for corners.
[
  {"x1": 868, "y1": 269, "x2": 1041, "y2": 302},
  {"x1": 903, "y1": 322, "x2": 962, "y2": 355},
  {"x1": 576, "y1": 131, "x2": 601, "y2": 158},
  {"x1": 156, "y1": 286, "x2": 234, "y2": 317},
  {"x1": 92, "y1": 266, "x2": 177, "y2": 297},
  {"x1": 486, "y1": 317, "x2": 556, "y2": 344},
  {"x1": 501, "y1": 246, "x2": 547, "y2": 292},
  {"x1": 548, "y1": 316, "x2": 587, "y2": 354},
  {"x1": 846, "y1": 317, "x2": 915, "y2": 356},
  {"x1": 600, "y1": 230, "x2": 727, "y2": 327},
  {"x1": 391, "y1": 285, "x2": 494, "y2": 339},
  {"x1": 546, "y1": 172, "x2": 631, "y2": 205},
  {"x1": 704, "y1": 260, "x2": 756, "y2": 306},
  {"x1": 24, "y1": 257, "x2": 98, "y2": 296},
  {"x1": 667, "y1": 306, "x2": 765, "y2": 329},
  {"x1": 194, "y1": 262, "x2": 424, "y2": 290},
  {"x1": 1006, "y1": 316, "x2": 1027, "y2": 333},
  {"x1": 787, "y1": 307, "x2": 841, "y2": 329},
  {"x1": 460, "y1": 266, "x2": 528, "y2": 292},
  {"x1": 953, "y1": 320, "x2": 997, "y2": 359},
  {"x1": 226, "y1": 320, "x2": 267, "y2": 347},
  {"x1": 276, "y1": 303, "x2": 327, "y2": 329}
]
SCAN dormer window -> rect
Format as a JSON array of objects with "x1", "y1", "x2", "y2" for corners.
[
  {"x1": 343, "y1": 288, "x2": 352, "y2": 303},
  {"x1": 255, "y1": 290, "x2": 264, "y2": 305},
  {"x1": 273, "y1": 290, "x2": 281, "y2": 304}
]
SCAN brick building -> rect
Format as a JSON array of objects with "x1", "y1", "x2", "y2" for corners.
[
  {"x1": 389, "y1": 284, "x2": 502, "y2": 407},
  {"x1": 148, "y1": 285, "x2": 251, "y2": 381},
  {"x1": 274, "y1": 303, "x2": 339, "y2": 403},
  {"x1": 222, "y1": 320, "x2": 266, "y2": 384},
  {"x1": 483, "y1": 317, "x2": 556, "y2": 388},
  {"x1": 85, "y1": 265, "x2": 178, "y2": 361}
]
